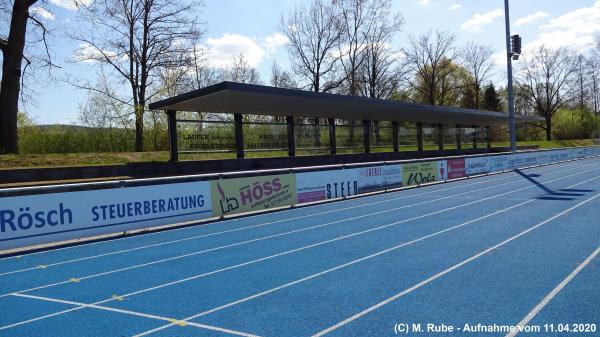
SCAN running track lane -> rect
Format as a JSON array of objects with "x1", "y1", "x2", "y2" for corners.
[{"x1": 0, "y1": 157, "x2": 598, "y2": 337}]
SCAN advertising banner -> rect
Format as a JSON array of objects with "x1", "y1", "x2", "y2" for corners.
[
  {"x1": 212, "y1": 174, "x2": 296, "y2": 217},
  {"x1": 447, "y1": 158, "x2": 466, "y2": 179},
  {"x1": 403, "y1": 162, "x2": 437, "y2": 186},
  {"x1": 489, "y1": 155, "x2": 508, "y2": 173},
  {"x1": 548, "y1": 151, "x2": 561, "y2": 164},
  {"x1": 437, "y1": 161, "x2": 448, "y2": 181},
  {"x1": 465, "y1": 157, "x2": 490, "y2": 175},
  {"x1": 296, "y1": 165, "x2": 403, "y2": 203},
  {"x1": 0, "y1": 182, "x2": 212, "y2": 250},
  {"x1": 507, "y1": 153, "x2": 540, "y2": 169}
]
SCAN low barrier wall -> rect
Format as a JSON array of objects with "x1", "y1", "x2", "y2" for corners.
[{"x1": 1, "y1": 146, "x2": 599, "y2": 251}]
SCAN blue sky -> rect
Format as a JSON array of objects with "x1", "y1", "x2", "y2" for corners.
[{"x1": 24, "y1": 0, "x2": 600, "y2": 124}]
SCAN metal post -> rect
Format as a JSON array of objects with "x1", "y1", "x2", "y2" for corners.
[
  {"x1": 505, "y1": 0, "x2": 517, "y2": 151},
  {"x1": 392, "y1": 121, "x2": 399, "y2": 152},
  {"x1": 287, "y1": 116, "x2": 295, "y2": 157},
  {"x1": 437, "y1": 123, "x2": 444, "y2": 151},
  {"x1": 166, "y1": 110, "x2": 178, "y2": 162},
  {"x1": 363, "y1": 120, "x2": 371, "y2": 154},
  {"x1": 455, "y1": 124, "x2": 462, "y2": 150},
  {"x1": 234, "y1": 113, "x2": 244, "y2": 159},
  {"x1": 472, "y1": 125, "x2": 478, "y2": 149},
  {"x1": 329, "y1": 118, "x2": 336, "y2": 155},
  {"x1": 314, "y1": 118, "x2": 320, "y2": 147},
  {"x1": 417, "y1": 122, "x2": 424, "y2": 152},
  {"x1": 486, "y1": 126, "x2": 492, "y2": 149}
]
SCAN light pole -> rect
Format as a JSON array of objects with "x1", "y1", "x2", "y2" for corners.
[{"x1": 504, "y1": 0, "x2": 517, "y2": 151}]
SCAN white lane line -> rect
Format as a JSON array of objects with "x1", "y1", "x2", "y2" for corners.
[
  {"x1": 505, "y1": 245, "x2": 600, "y2": 337},
  {"x1": 312, "y1": 192, "x2": 600, "y2": 337},
  {"x1": 9, "y1": 293, "x2": 261, "y2": 337},
  {"x1": 1, "y1": 156, "x2": 588, "y2": 271},
  {"x1": 1, "y1": 165, "x2": 597, "y2": 332},
  {"x1": 124, "y1": 173, "x2": 600, "y2": 337},
  {"x1": 1, "y1": 158, "x2": 587, "y2": 280},
  {"x1": 1, "y1": 164, "x2": 575, "y2": 298},
  {"x1": 0, "y1": 179, "x2": 516, "y2": 298},
  {"x1": 132, "y1": 200, "x2": 540, "y2": 337},
  {"x1": 0, "y1": 172, "x2": 518, "y2": 277}
]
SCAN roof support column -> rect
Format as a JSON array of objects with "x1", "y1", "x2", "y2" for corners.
[
  {"x1": 486, "y1": 126, "x2": 492, "y2": 149},
  {"x1": 455, "y1": 124, "x2": 462, "y2": 150},
  {"x1": 314, "y1": 118, "x2": 321, "y2": 147},
  {"x1": 437, "y1": 123, "x2": 444, "y2": 151},
  {"x1": 287, "y1": 116, "x2": 295, "y2": 157},
  {"x1": 167, "y1": 110, "x2": 178, "y2": 162},
  {"x1": 392, "y1": 121, "x2": 399, "y2": 152},
  {"x1": 417, "y1": 122, "x2": 424, "y2": 152},
  {"x1": 472, "y1": 125, "x2": 478, "y2": 149},
  {"x1": 363, "y1": 120, "x2": 371, "y2": 154},
  {"x1": 234, "y1": 113, "x2": 244, "y2": 159},
  {"x1": 328, "y1": 118, "x2": 336, "y2": 155}
]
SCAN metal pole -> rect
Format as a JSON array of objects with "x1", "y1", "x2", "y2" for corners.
[
  {"x1": 417, "y1": 122, "x2": 424, "y2": 152},
  {"x1": 234, "y1": 113, "x2": 244, "y2": 159},
  {"x1": 392, "y1": 121, "x2": 399, "y2": 152},
  {"x1": 166, "y1": 110, "x2": 178, "y2": 162},
  {"x1": 287, "y1": 116, "x2": 295, "y2": 157},
  {"x1": 363, "y1": 120, "x2": 371, "y2": 154},
  {"x1": 328, "y1": 118, "x2": 336, "y2": 154},
  {"x1": 437, "y1": 123, "x2": 444, "y2": 151},
  {"x1": 504, "y1": 0, "x2": 517, "y2": 152}
]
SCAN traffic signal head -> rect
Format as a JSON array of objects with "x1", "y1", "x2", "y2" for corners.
[{"x1": 511, "y1": 35, "x2": 522, "y2": 60}]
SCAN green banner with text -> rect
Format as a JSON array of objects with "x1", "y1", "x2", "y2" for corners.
[
  {"x1": 212, "y1": 174, "x2": 296, "y2": 217},
  {"x1": 403, "y1": 162, "x2": 438, "y2": 186}
]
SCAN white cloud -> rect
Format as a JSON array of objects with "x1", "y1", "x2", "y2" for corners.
[
  {"x1": 523, "y1": 1, "x2": 600, "y2": 54},
  {"x1": 73, "y1": 43, "x2": 119, "y2": 63},
  {"x1": 263, "y1": 33, "x2": 289, "y2": 53},
  {"x1": 514, "y1": 11, "x2": 550, "y2": 26},
  {"x1": 493, "y1": 1, "x2": 600, "y2": 66},
  {"x1": 29, "y1": 7, "x2": 56, "y2": 21},
  {"x1": 204, "y1": 33, "x2": 266, "y2": 68},
  {"x1": 449, "y1": 4, "x2": 462, "y2": 11},
  {"x1": 49, "y1": 0, "x2": 93, "y2": 10},
  {"x1": 460, "y1": 8, "x2": 504, "y2": 32},
  {"x1": 418, "y1": 0, "x2": 431, "y2": 7}
]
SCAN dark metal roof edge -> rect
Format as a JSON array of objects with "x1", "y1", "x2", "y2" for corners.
[
  {"x1": 149, "y1": 81, "x2": 512, "y2": 119},
  {"x1": 149, "y1": 81, "x2": 232, "y2": 110}
]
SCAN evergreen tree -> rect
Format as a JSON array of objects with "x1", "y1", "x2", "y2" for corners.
[{"x1": 483, "y1": 83, "x2": 502, "y2": 112}]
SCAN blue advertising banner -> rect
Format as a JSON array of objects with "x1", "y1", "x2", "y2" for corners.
[{"x1": 0, "y1": 182, "x2": 212, "y2": 250}]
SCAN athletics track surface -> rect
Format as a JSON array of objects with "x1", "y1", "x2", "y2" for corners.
[{"x1": 0, "y1": 157, "x2": 599, "y2": 337}]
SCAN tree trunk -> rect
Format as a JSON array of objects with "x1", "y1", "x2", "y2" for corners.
[
  {"x1": 475, "y1": 84, "x2": 480, "y2": 110},
  {"x1": 0, "y1": 0, "x2": 33, "y2": 153},
  {"x1": 545, "y1": 117, "x2": 552, "y2": 141},
  {"x1": 134, "y1": 104, "x2": 144, "y2": 152}
]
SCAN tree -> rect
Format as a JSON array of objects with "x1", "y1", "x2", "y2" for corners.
[
  {"x1": 335, "y1": 0, "x2": 393, "y2": 96},
  {"x1": 572, "y1": 54, "x2": 589, "y2": 111},
  {"x1": 72, "y1": 0, "x2": 203, "y2": 152},
  {"x1": 403, "y1": 30, "x2": 458, "y2": 106},
  {"x1": 461, "y1": 42, "x2": 494, "y2": 109},
  {"x1": 483, "y1": 83, "x2": 502, "y2": 112},
  {"x1": 219, "y1": 54, "x2": 261, "y2": 84},
  {"x1": 409, "y1": 59, "x2": 467, "y2": 107},
  {"x1": 0, "y1": 0, "x2": 59, "y2": 153},
  {"x1": 270, "y1": 61, "x2": 297, "y2": 89},
  {"x1": 517, "y1": 46, "x2": 577, "y2": 140},
  {"x1": 358, "y1": 0, "x2": 404, "y2": 100},
  {"x1": 280, "y1": 0, "x2": 341, "y2": 92},
  {"x1": 589, "y1": 55, "x2": 600, "y2": 118}
]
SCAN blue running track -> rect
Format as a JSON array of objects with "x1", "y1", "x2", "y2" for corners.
[{"x1": 1, "y1": 157, "x2": 599, "y2": 337}]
